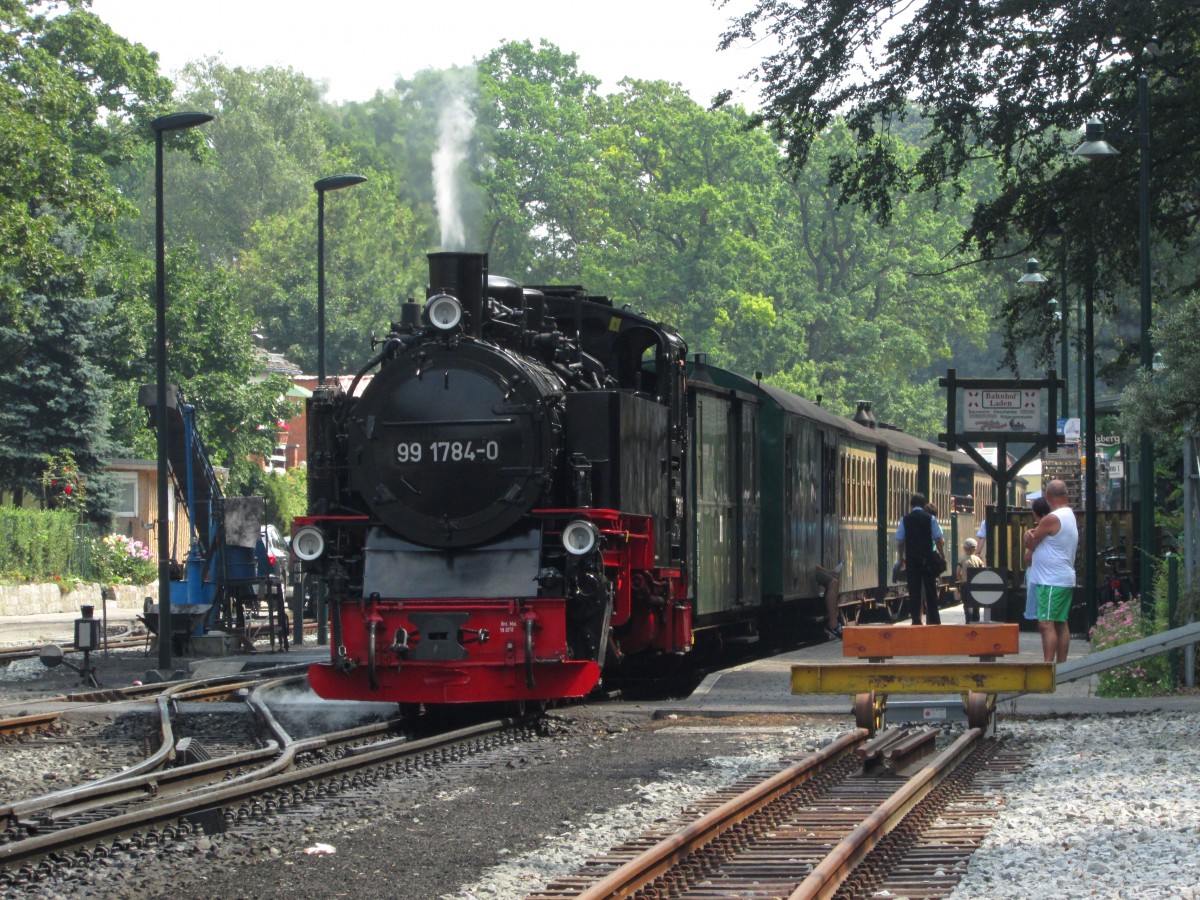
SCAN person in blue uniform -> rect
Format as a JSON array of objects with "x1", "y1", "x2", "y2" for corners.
[{"x1": 895, "y1": 493, "x2": 946, "y2": 625}]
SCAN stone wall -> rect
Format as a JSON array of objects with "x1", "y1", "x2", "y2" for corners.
[{"x1": 0, "y1": 583, "x2": 157, "y2": 617}]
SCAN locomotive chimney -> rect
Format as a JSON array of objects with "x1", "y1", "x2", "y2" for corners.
[{"x1": 428, "y1": 251, "x2": 487, "y2": 338}]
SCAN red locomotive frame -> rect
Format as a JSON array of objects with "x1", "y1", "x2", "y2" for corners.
[{"x1": 305, "y1": 508, "x2": 690, "y2": 704}]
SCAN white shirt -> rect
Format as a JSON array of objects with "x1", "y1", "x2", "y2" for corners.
[{"x1": 1027, "y1": 507, "x2": 1078, "y2": 588}]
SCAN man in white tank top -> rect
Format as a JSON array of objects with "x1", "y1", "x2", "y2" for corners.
[{"x1": 1022, "y1": 479, "x2": 1079, "y2": 663}]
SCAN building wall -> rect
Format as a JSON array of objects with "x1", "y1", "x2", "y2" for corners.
[{"x1": 108, "y1": 459, "x2": 188, "y2": 560}]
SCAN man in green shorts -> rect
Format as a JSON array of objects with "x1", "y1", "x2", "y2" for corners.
[{"x1": 1022, "y1": 480, "x2": 1079, "y2": 663}]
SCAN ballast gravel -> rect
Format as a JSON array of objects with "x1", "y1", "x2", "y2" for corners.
[
  {"x1": 947, "y1": 711, "x2": 1200, "y2": 900},
  {"x1": 4, "y1": 707, "x2": 1199, "y2": 899}
]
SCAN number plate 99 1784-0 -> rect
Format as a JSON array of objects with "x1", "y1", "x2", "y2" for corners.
[{"x1": 395, "y1": 440, "x2": 500, "y2": 463}]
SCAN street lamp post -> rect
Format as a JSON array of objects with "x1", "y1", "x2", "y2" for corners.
[
  {"x1": 1041, "y1": 213, "x2": 1071, "y2": 417},
  {"x1": 1017, "y1": 256, "x2": 1056, "y2": 376},
  {"x1": 310, "y1": 174, "x2": 366, "y2": 647},
  {"x1": 1136, "y1": 75, "x2": 1155, "y2": 612},
  {"x1": 1072, "y1": 77, "x2": 1156, "y2": 609},
  {"x1": 1017, "y1": 258, "x2": 1068, "y2": 418},
  {"x1": 314, "y1": 175, "x2": 368, "y2": 386},
  {"x1": 1083, "y1": 270, "x2": 1098, "y2": 620},
  {"x1": 151, "y1": 111, "x2": 214, "y2": 673}
]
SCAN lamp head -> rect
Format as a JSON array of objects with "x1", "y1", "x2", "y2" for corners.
[
  {"x1": 1018, "y1": 258, "x2": 1049, "y2": 284},
  {"x1": 1073, "y1": 121, "x2": 1119, "y2": 159},
  {"x1": 1041, "y1": 210, "x2": 1065, "y2": 241},
  {"x1": 316, "y1": 174, "x2": 368, "y2": 193},
  {"x1": 151, "y1": 111, "x2": 214, "y2": 133}
]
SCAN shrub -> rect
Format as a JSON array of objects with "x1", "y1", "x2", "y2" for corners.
[
  {"x1": 260, "y1": 467, "x2": 307, "y2": 534},
  {"x1": 40, "y1": 450, "x2": 87, "y2": 516},
  {"x1": 0, "y1": 506, "x2": 80, "y2": 581},
  {"x1": 91, "y1": 533, "x2": 157, "y2": 585},
  {"x1": 1089, "y1": 599, "x2": 1172, "y2": 697}
]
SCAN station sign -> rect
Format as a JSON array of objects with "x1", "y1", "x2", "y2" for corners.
[{"x1": 964, "y1": 389, "x2": 1040, "y2": 432}]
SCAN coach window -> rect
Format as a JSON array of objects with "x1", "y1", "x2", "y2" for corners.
[
  {"x1": 845, "y1": 456, "x2": 853, "y2": 520},
  {"x1": 856, "y1": 456, "x2": 865, "y2": 522}
]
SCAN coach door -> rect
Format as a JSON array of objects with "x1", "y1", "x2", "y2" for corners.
[{"x1": 691, "y1": 388, "x2": 759, "y2": 618}]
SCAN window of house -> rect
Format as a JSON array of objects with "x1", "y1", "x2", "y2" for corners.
[{"x1": 115, "y1": 473, "x2": 137, "y2": 518}]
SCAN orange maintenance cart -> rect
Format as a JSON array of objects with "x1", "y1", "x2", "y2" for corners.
[{"x1": 790, "y1": 624, "x2": 1055, "y2": 733}]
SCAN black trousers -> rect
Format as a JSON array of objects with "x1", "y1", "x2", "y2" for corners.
[{"x1": 906, "y1": 566, "x2": 941, "y2": 625}]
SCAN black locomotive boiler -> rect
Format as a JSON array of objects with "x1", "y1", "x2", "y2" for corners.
[
  {"x1": 298, "y1": 252, "x2": 691, "y2": 704},
  {"x1": 296, "y1": 251, "x2": 979, "y2": 706}
]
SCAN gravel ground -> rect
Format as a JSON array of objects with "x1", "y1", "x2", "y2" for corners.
[
  {"x1": 7, "y1": 710, "x2": 845, "y2": 900},
  {"x1": 5, "y1": 653, "x2": 1200, "y2": 899},
  {"x1": 0, "y1": 715, "x2": 155, "y2": 803},
  {"x1": 947, "y1": 711, "x2": 1200, "y2": 900}
]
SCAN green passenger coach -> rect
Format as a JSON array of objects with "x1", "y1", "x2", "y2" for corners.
[{"x1": 683, "y1": 356, "x2": 967, "y2": 641}]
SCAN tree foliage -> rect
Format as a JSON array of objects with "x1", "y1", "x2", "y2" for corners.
[
  {"x1": 115, "y1": 58, "x2": 331, "y2": 264},
  {"x1": 476, "y1": 40, "x2": 605, "y2": 279},
  {"x1": 0, "y1": 0, "x2": 172, "y2": 518},
  {"x1": 0, "y1": 0, "x2": 171, "y2": 318},
  {"x1": 0, "y1": 285, "x2": 116, "y2": 517},
  {"x1": 720, "y1": 0, "x2": 1200, "y2": 373},
  {"x1": 99, "y1": 244, "x2": 291, "y2": 490},
  {"x1": 237, "y1": 166, "x2": 426, "y2": 376},
  {"x1": 1121, "y1": 292, "x2": 1200, "y2": 440},
  {"x1": 2, "y1": 0, "x2": 1050, "y2": 514}
]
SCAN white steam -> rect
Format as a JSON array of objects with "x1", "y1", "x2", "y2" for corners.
[{"x1": 433, "y1": 88, "x2": 476, "y2": 251}]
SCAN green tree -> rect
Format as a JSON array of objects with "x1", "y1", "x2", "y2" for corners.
[
  {"x1": 721, "y1": 0, "x2": 1200, "y2": 365},
  {"x1": 330, "y1": 65, "x2": 479, "y2": 252},
  {"x1": 237, "y1": 166, "x2": 426, "y2": 376},
  {"x1": 0, "y1": 0, "x2": 174, "y2": 320},
  {"x1": 114, "y1": 59, "x2": 331, "y2": 265},
  {"x1": 99, "y1": 244, "x2": 290, "y2": 492},
  {"x1": 0, "y1": 0, "x2": 172, "y2": 517},
  {"x1": 580, "y1": 79, "x2": 788, "y2": 367},
  {"x1": 476, "y1": 40, "x2": 605, "y2": 279},
  {"x1": 1120, "y1": 292, "x2": 1200, "y2": 451},
  {"x1": 769, "y1": 122, "x2": 1004, "y2": 433},
  {"x1": 0, "y1": 284, "x2": 116, "y2": 517}
]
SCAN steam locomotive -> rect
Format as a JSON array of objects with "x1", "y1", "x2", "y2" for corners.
[{"x1": 295, "y1": 251, "x2": 979, "y2": 706}]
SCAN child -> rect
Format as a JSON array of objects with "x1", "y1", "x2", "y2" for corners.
[{"x1": 957, "y1": 538, "x2": 986, "y2": 622}]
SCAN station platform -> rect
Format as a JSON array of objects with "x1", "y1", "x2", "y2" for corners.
[{"x1": 653, "y1": 603, "x2": 1200, "y2": 720}]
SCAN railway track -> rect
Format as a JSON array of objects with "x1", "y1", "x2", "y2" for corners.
[
  {"x1": 0, "y1": 675, "x2": 536, "y2": 892},
  {"x1": 0, "y1": 661, "x2": 311, "y2": 738},
  {"x1": 530, "y1": 725, "x2": 1028, "y2": 900},
  {"x1": 0, "y1": 617, "x2": 323, "y2": 666},
  {"x1": 0, "y1": 636, "x2": 147, "y2": 665}
]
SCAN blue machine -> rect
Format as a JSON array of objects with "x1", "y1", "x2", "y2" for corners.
[{"x1": 138, "y1": 385, "x2": 273, "y2": 645}]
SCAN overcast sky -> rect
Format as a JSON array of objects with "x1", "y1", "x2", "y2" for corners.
[{"x1": 88, "y1": 0, "x2": 766, "y2": 108}]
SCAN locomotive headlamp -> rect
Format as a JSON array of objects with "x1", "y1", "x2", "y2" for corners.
[
  {"x1": 562, "y1": 520, "x2": 601, "y2": 556},
  {"x1": 292, "y1": 525, "x2": 327, "y2": 562},
  {"x1": 425, "y1": 293, "x2": 463, "y2": 331}
]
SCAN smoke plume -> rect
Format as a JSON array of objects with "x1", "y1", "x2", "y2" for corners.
[{"x1": 433, "y1": 80, "x2": 476, "y2": 251}]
